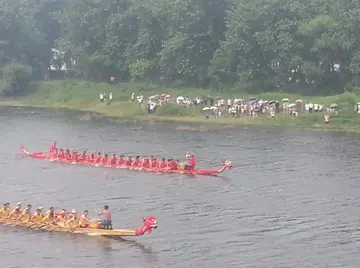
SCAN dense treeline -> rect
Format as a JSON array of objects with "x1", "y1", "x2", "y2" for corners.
[{"x1": 1, "y1": 0, "x2": 360, "y2": 95}]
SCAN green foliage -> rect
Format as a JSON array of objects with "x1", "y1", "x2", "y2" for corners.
[
  {"x1": 0, "y1": 64, "x2": 33, "y2": 96},
  {"x1": 74, "y1": 55, "x2": 112, "y2": 81},
  {"x1": 129, "y1": 60, "x2": 152, "y2": 81},
  {"x1": 3, "y1": 0, "x2": 360, "y2": 95}
]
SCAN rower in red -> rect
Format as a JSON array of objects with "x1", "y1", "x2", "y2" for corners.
[
  {"x1": 109, "y1": 154, "x2": 117, "y2": 166},
  {"x1": 132, "y1": 156, "x2": 141, "y2": 168},
  {"x1": 151, "y1": 158, "x2": 158, "y2": 168},
  {"x1": 95, "y1": 152, "x2": 102, "y2": 165},
  {"x1": 125, "y1": 156, "x2": 132, "y2": 167},
  {"x1": 185, "y1": 153, "x2": 196, "y2": 170},
  {"x1": 142, "y1": 158, "x2": 150, "y2": 169},
  {"x1": 117, "y1": 155, "x2": 125, "y2": 166}
]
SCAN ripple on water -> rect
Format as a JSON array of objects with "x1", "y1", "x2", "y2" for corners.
[{"x1": 0, "y1": 107, "x2": 359, "y2": 268}]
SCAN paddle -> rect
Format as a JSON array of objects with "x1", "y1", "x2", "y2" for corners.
[{"x1": 27, "y1": 222, "x2": 39, "y2": 228}]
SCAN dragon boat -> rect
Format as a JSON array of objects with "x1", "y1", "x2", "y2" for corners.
[
  {"x1": 0, "y1": 214, "x2": 157, "y2": 237},
  {"x1": 20, "y1": 145, "x2": 232, "y2": 175}
]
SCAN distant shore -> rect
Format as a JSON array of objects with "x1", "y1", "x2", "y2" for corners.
[{"x1": 1, "y1": 80, "x2": 360, "y2": 133}]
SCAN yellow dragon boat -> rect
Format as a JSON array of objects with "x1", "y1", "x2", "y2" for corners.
[{"x1": 0, "y1": 213, "x2": 157, "y2": 237}]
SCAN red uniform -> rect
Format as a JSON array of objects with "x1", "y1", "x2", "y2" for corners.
[
  {"x1": 51, "y1": 151, "x2": 58, "y2": 158},
  {"x1": 109, "y1": 157, "x2": 116, "y2": 166},
  {"x1": 101, "y1": 156, "x2": 108, "y2": 165},
  {"x1": 125, "y1": 159, "x2": 132, "y2": 166},
  {"x1": 188, "y1": 157, "x2": 196, "y2": 170},
  {"x1": 117, "y1": 158, "x2": 125, "y2": 166},
  {"x1": 132, "y1": 160, "x2": 140, "y2": 168},
  {"x1": 71, "y1": 153, "x2": 78, "y2": 162},
  {"x1": 151, "y1": 161, "x2": 158, "y2": 168},
  {"x1": 158, "y1": 162, "x2": 167, "y2": 169},
  {"x1": 142, "y1": 161, "x2": 150, "y2": 169},
  {"x1": 95, "y1": 155, "x2": 101, "y2": 164}
]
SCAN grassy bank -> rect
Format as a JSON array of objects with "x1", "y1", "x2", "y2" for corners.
[{"x1": 1, "y1": 80, "x2": 360, "y2": 132}]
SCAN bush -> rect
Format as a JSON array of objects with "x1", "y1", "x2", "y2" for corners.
[{"x1": 0, "y1": 63, "x2": 33, "y2": 96}]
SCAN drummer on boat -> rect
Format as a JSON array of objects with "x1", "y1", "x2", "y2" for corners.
[{"x1": 49, "y1": 141, "x2": 57, "y2": 153}]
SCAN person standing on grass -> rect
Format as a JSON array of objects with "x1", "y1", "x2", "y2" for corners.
[{"x1": 107, "y1": 93, "x2": 113, "y2": 105}]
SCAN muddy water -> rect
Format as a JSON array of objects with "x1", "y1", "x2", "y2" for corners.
[{"x1": 0, "y1": 107, "x2": 359, "y2": 268}]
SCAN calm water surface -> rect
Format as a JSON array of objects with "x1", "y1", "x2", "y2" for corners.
[{"x1": 0, "y1": 107, "x2": 359, "y2": 268}]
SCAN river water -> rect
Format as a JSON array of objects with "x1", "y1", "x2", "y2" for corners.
[{"x1": 0, "y1": 107, "x2": 359, "y2": 268}]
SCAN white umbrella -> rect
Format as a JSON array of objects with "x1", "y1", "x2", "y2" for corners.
[
  {"x1": 282, "y1": 98, "x2": 289, "y2": 102},
  {"x1": 287, "y1": 103, "x2": 296, "y2": 108},
  {"x1": 210, "y1": 106, "x2": 218, "y2": 110},
  {"x1": 177, "y1": 96, "x2": 184, "y2": 100},
  {"x1": 149, "y1": 96, "x2": 155, "y2": 99},
  {"x1": 202, "y1": 107, "x2": 210, "y2": 111}
]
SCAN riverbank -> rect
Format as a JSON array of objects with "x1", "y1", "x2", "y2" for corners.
[{"x1": 1, "y1": 80, "x2": 360, "y2": 133}]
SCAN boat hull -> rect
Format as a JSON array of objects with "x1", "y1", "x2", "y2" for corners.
[
  {"x1": 0, "y1": 214, "x2": 158, "y2": 237},
  {"x1": 20, "y1": 145, "x2": 230, "y2": 175}
]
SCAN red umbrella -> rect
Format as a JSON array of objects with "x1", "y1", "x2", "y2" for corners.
[{"x1": 161, "y1": 93, "x2": 167, "y2": 97}]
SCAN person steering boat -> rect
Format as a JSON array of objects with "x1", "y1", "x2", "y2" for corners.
[
  {"x1": 95, "y1": 205, "x2": 112, "y2": 229},
  {"x1": 184, "y1": 153, "x2": 196, "y2": 170}
]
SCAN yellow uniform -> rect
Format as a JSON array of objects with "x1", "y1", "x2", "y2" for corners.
[
  {"x1": 0, "y1": 207, "x2": 9, "y2": 217},
  {"x1": 31, "y1": 213, "x2": 43, "y2": 222},
  {"x1": 42, "y1": 213, "x2": 55, "y2": 223}
]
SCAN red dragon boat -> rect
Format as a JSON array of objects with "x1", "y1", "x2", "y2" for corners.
[{"x1": 20, "y1": 145, "x2": 232, "y2": 175}]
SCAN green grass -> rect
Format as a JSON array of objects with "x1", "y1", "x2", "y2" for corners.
[{"x1": 1, "y1": 79, "x2": 360, "y2": 132}]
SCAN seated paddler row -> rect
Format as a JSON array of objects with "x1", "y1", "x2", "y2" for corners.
[
  {"x1": 0, "y1": 202, "x2": 113, "y2": 229},
  {"x1": 49, "y1": 149, "x2": 197, "y2": 170}
]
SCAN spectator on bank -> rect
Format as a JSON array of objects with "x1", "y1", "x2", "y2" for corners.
[
  {"x1": 107, "y1": 93, "x2": 113, "y2": 105},
  {"x1": 100, "y1": 93, "x2": 104, "y2": 103},
  {"x1": 109, "y1": 76, "x2": 116, "y2": 85}
]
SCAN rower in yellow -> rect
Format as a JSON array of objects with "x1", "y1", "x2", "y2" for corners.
[
  {"x1": 42, "y1": 206, "x2": 55, "y2": 223},
  {"x1": 79, "y1": 210, "x2": 90, "y2": 228},
  {"x1": 31, "y1": 207, "x2": 44, "y2": 222},
  {"x1": 9, "y1": 202, "x2": 23, "y2": 219},
  {"x1": 16, "y1": 204, "x2": 32, "y2": 222},
  {"x1": 0, "y1": 203, "x2": 10, "y2": 218},
  {"x1": 65, "y1": 209, "x2": 78, "y2": 229},
  {"x1": 55, "y1": 209, "x2": 67, "y2": 225}
]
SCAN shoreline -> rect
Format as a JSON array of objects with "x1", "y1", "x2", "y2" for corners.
[{"x1": 1, "y1": 99, "x2": 359, "y2": 133}]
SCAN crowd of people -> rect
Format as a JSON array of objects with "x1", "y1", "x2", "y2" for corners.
[
  {"x1": 0, "y1": 202, "x2": 113, "y2": 229},
  {"x1": 99, "y1": 92, "x2": 113, "y2": 105},
  {"x1": 130, "y1": 93, "x2": 331, "y2": 118}
]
